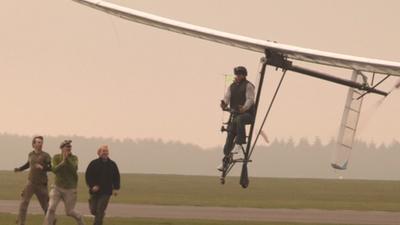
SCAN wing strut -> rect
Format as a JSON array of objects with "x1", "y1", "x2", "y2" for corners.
[
  {"x1": 264, "y1": 51, "x2": 388, "y2": 97},
  {"x1": 239, "y1": 54, "x2": 269, "y2": 188}
]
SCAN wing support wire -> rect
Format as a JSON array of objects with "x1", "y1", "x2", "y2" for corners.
[
  {"x1": 356, "y1": 74, "x2": 391, "y2": 100},
  {"x1": 249, "y1": 69, "x2": 286, "y2": 159}
]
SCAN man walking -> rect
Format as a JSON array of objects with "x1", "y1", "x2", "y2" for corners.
[
  {"x1": 85, "y1": 145, "x2": 120, "y2": 225},
  {"x1": 43, "y1": 140, "x2": 85, "y2": 225},
  {"x1": 14, "y1": 136, "x2": 51, "y2": 225}
]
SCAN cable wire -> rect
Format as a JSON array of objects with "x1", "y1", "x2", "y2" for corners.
[{"x1": 249, "y1": 69, "x2": 287, "y2": 158}]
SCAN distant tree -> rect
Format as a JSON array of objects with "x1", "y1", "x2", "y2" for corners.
[
  {"x1": 285, "y1": 137, "x2": 295, "y2": 151},
  {"x1": 312, "y1": 136, "x2": 323, "y2": 150},
  {"x1": 297, "y1": 137, "x2": 310, "y2": 151}
]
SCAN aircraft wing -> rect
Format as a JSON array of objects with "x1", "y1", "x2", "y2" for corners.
[{"x1": 73, "y1": 0, "x2": 400, "y2": 76}]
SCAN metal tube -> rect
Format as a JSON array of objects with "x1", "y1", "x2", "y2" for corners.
[
  {"x1": 356, "y1": 74, "x2": 391, "y2": 100},
  {"x1": 245, "y1": 58, "x2": 267, "y2": 157},
  {"x1": 240, "y1": 57, "x2": 268, "y2": 188},
  {"x1": 287, "y1": 65, "x2": 388, "y2": 96}
]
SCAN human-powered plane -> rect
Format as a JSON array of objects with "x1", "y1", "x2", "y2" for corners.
[{"x1": 73, "y1": 0, "x2": 400, "y2": 188}]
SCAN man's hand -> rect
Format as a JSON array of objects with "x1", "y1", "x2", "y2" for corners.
[
  {"x1": 113, "y1": 190, "x2": 118, "y2": 196},
  {"x1": 62, "y1": 151, "x2": 70, "y2": 163},
  {"x1": 92, "y1": 186, "x2": 100, "y2": 193},
  {"x1": 220, "y1": 100, "x2": 227, "y2": 110},
  {"x1": 34, "y1": 164, "x2": 44, "y2": 170}
]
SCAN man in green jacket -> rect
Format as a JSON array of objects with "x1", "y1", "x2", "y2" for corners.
[
  {"x1": 43, "y1": 140, "x2": 85, "y2": 225},
  {"x1": 15, "y1": 136, "x2": 51, "y2": 225}
]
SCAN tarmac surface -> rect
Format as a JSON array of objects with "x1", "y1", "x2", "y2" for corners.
[{"x1": 1, "y1": 200, "x2": 400, "y2": 224}]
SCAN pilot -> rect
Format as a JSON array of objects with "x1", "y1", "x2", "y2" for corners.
[{"x1": 219, "y1": 66, "x2": 255, "y2": 170}]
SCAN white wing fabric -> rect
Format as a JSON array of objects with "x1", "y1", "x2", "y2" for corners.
[{"x1": 73, "y1": 0, "x2": 400, "y2": 76}]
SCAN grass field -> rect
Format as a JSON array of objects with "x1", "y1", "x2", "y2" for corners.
[
  {"x1": 0, "y1": 213, "x2": 363, "y2": 225},
  {"x1": 1, "y1": 171, "x2": 399, "y2": 211}
]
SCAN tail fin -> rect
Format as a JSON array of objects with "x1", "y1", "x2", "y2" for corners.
[
  {"x1": 332, "y1": 71, "x2": 366, "y2": 170},
  {"x1": 331, "y1": 160, "x2": 348, "y2": 170}
]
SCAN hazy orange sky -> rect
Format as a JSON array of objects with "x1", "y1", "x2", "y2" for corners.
[{"x1": 0, "y1": 0, "x2": 399, "y2": 148}]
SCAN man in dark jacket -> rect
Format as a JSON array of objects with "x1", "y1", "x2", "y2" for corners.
[
  {"x1": 85, "y1": 145, "x2": 120, "y2": 225},
  {"x1": 218, "y1": 66, "x2": 255, "y2": 171}
]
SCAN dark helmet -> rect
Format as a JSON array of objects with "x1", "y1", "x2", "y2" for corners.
[{"x1": 234, "y1": 66, "x2": 247, "y2": 76}]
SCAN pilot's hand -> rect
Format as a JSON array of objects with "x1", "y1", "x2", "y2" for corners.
[{"x1": 220, "y1": 100, "x2": 227, "y2": 110}]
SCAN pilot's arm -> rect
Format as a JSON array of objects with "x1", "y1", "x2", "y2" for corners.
[
  {"x1": 221, "y1": 87, "x2": 231, "y2": 109},
  {"x1": 241, "y1": 83, "x2": 255, "y2": 112}
]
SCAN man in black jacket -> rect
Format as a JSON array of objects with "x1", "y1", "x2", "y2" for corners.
[
  {"x1": 218, "y1": 66, "x2": 255, "y2": 171},
  {"x1": 85, "y1": 145, "x2": 120, "y2": 225}
]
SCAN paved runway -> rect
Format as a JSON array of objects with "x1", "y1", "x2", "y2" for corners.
[{"x1": 1, "y1": 200, "x2": 400, "y2": 224}]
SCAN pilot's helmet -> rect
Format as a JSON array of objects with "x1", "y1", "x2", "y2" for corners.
[{"x1": 234, "y1": 66, "x2": 247, "y2": 76}]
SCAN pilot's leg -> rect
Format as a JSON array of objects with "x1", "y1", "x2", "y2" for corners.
[
  {"x1": 223, "y1": 126, "x2": 236, "y2": 156},
  {"x1": 219, "y1": 116, "x2": 239, "y2": 171},
  {"x1": 235, "y1": 113, "x2": 253, "y2": 145},
  {"x1": 219, "y1": 124, "x2": 237, "y2": 171}
]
